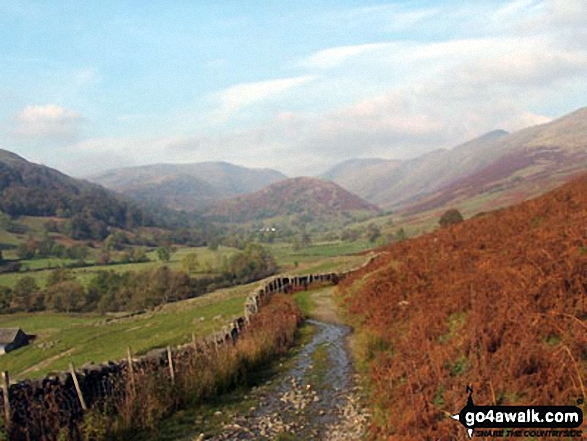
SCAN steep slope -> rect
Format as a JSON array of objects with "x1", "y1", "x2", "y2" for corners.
[
  {"x1": 0, "y1": 148, "x2": 153, "y2": 238},
  {"x1": 89, "y1": 162, "x2": 287, "y2": 211},
  {"x1": 206, "y1": 177, "x2": 380, "y2": 223},
  {"x1": 325, "y1": 107, "x2": 587, "y2": 213},
  {"x1": 340, "y1": 172, "x2": 587, "y2": 439},
  {"x1": 320, "y1": 158, "x2": 403, "y2": 202},
  {"x1": 406, "y1": 107, "x2": 587, "y2": 213},
  {"x1": 324, "y1": 130, "x2": 510, "y2": 207}
]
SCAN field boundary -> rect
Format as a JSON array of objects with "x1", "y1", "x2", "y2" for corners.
[{"x1": 0, "y1": 252, "x2": 381, "y2": 439}]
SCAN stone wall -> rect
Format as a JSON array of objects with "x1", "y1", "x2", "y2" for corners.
[{"x1": 0, "y1": 253, "x2": 380, "y2": 438}]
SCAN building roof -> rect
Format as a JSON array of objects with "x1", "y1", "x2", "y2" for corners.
[{"x1": 0, "y1": 328, "x2": 22, "y2": 344}]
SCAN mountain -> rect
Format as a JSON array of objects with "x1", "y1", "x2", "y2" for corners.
[
  {"x1": 206, "y1": 177, "x2": 380, "y2": 223},
  {"x1": 323, "y1": 129, "x2": 510, "y2": 208},
  {"x1": 89, "y1": 162, "x2": 287, "y2": 211},
  {"x1": 405, "y1": 107, "x2": 587, "y2": 213},
  {"x1": 324, "y1": 107, "x2": 587, "y2": 213},
  {"x1": 320, "y1": 158, "x2": 403, "y2": 202},
  {"x1": 0, "y1": 149, "x2": 153, "y2": 239}
]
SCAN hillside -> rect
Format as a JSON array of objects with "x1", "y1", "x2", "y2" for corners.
[
  {"x1": 405, "y1": 107, "x2": 587, "y2": 213},
  {"x1": 206, "y1": 177, "x2": 380, "y2": 223},
  {"x1": 89, "y1": 162, "x2": 287, "y2": 211},
  {"x1": 323, "y1": 129, "x2": 510, "y2": 207},
  {"x1": 0, "y1": 149, "x2": 153, "y2": 239},
  {"x1": 320, "y1": 158, "x2": 403, "y2": 202},
  {"x1": 325, "y1": 107, "x2": 587, "y2": 213},
  {"x1": 339, "y1": 173, "x2": 587, "y2": 439}
]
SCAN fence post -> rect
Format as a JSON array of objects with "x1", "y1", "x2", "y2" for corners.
[
  {"x1": 1, "y1": 371, "x2": 10, "y2": 433},
  {"x1": 213, "y1": 330, "x2": 219, "y2": 352},
  {"x1": 191, "y1": 333, "x2": 198, "y2": 352},
  {"x1": 69, "y1": 363, "x2": 88, "y2": 411},
  {"x1": 167, "y1": 346, "x2": 175, "y2": 384},
  {"x1": 127, "y1": 347, "x2": 136, "y2": 397}
]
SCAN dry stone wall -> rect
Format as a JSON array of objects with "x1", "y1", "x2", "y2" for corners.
[{"x1": 0, "y1": 253, "x2": 380, "y2": 438}]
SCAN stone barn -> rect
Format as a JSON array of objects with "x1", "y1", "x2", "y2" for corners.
[{"x1": 0, "y1": 328, "x2": 30, "y2": 354}]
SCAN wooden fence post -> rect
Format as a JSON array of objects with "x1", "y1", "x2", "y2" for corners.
[
  {"x1": 167, "y1": 346, "x2": 175, "y2": 384},
  {"x1": 213, "y1": 330, "x2": 219, "y2": 352},
  {"x1": 191, "y1": 333, "x2": 198, "y2": 352},
  {"x1": 127, "y1": 347, "x2": 136, "y2": 397},
  {"x1": 69, "y1": 363, "x2": 88, "y2": 411},
  {"x1": 1, "y1": 371, "x2": 11, "y2": 433}
]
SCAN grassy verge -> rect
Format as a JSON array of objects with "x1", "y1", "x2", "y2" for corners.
[
  {"x1": 129, "y1": 322, "x2": 317, "y2": 441},
  {"x1": 106, "y1": 294, "x2": 304, "y2": 440},
  {"x1": 293, "y1": 290, "x2": 316, "y2": 318}
]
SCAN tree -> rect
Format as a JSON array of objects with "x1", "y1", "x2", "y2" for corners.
[
  {"x1": 341, "y1": 229, "x2": 360, "y2": 242},
  {"x1": 104, "y1": 232, "x2": 128, "y2": 251},
  {"x1": 395, "y1": 228, "x2": 407, "y2": 241},
  {"x1": 0, "y1": 286, "x2": 12, "y2": 311},
  {"x1": 130, "y1": 247, "x2": 148, "y2": 263},
  {"x1": 181, "y1": 253, "x2": 200, "y2": 275},
  {"x1": 46, "y1": 281, "x2": 86, "y2": 312},
  {"x1": 301, "y1": 233, "x2": 312, "y2": 248},
  {"x1": 439, "y1": 209, "x2": 464, "y2": 227},
  {"x1": 11, "y1": 276, "x2": 40, "y2": 311},
  {"x1": 96, "y1": 250, "x2": 111, "y2": 265},
  {"x1": 47, "y1": 268, "x2": 74, "y2": 287},
  {"x1": 156, "y1": 246, "x2": 171, "y2": 262},
  {"x1": 366, "y1": 223, "x2": 381, "y2": 243},
  {"x1": 16, "y1": 239, "x2": 36, "y2": 260},
  {"x1": 225, "y1": 243, "x2": 277, "y2": 283}
]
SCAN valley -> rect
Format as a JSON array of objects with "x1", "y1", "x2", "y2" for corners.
[
  {"x1": 3, "y1": 3, "x2": 587, "y2": 439},
  {"x1": 0, "y1": 107, "x2": 586, "y2": 440}
]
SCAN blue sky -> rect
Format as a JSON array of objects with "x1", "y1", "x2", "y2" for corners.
[{"x1": 1, "y1": 0, "x2": 586, "y2": 176}]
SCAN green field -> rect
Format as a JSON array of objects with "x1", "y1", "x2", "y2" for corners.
[
  {"x1": 0, "y1": 240, "x2": 375, "y2": 289},
  {"x1": 268, "y1": 240, "x2": 372, "y2": 268},
  {"x1": 0, "y1": 245, "x2": 240, "y2": 289},
  {"x1": 0, "y1": 282, "x2": 254, "y2": 380},
  {"x1": 0, "y1": 230, "x2": 377, "y2": 382}
]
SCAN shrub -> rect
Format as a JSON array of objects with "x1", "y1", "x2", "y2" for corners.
[{"x1": 438, "y1": 208, "x2": 464, "y2": 227}]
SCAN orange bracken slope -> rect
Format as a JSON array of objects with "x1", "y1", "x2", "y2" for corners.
[{"x1": 340, "y1": 173, "x2": 587, "y2": 440}]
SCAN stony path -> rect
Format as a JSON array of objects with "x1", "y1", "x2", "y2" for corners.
[{"x1": 205, "y1": 288, "x2": 369, "y2": 440}]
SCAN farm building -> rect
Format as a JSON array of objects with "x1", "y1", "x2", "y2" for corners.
[{"x1": 0, "y1": 328, "x2": 30, "y2": 354}]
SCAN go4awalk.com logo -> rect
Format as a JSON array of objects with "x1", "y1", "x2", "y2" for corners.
[{"x1": 451, "y1": 386, "x2": 584, "y2": 438}]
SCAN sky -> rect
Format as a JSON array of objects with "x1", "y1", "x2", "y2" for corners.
[{"x1": 1, "y1": 0, "x2": 587, "y2": 177}]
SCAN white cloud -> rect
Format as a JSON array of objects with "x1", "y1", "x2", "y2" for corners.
[
  {"x1": 12, "y1": 104, "x2": 84, "y2": 141},
  {"x1": 27, "y1": 0, "x2": 587, "y2": 178},
  {"x1": 210, "y1": 75, "x2": 315, "y2": 123},
  {"x1": 301, "y1": 42, "x2": 396, "y2": 69}
]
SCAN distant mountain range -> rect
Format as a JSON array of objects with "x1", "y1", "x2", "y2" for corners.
[
  {"x1": 205, "y1": 177, "x2": 380, "y2": 223},
  {"x1": 17, "y1": 105, "x2": 583, "y2": 225},
  {"x1": 89, "y1": 162, "x2": 287, "y2": 211},
  {"x1": 322, "y1": 107, "x2": 587, "y2": 212}
]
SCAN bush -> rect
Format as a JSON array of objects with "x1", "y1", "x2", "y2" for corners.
[{"x1": 439, "y1": 208, "x2": 464, "y2": 227}]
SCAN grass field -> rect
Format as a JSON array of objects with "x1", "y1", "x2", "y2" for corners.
[
  {"x1": 268, "y1": 240, "x2": 372, "y2": 269},
  {"x1": 0, "y1": 245, "x2": 240, "y2": 289},
  {"x1": 0, "y1": 282, "x2": 255, "y2": 380},
  {"x1": 0, "y1": 241, "x2": 374, "y2": 289},
  {"x1": 0, "y1": 236, "x2": 375, "y2": 381}
]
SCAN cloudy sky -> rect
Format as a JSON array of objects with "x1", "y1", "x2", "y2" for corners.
[{"x1": 1, "y1": 0, "x2": 587, "y2": 177}]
